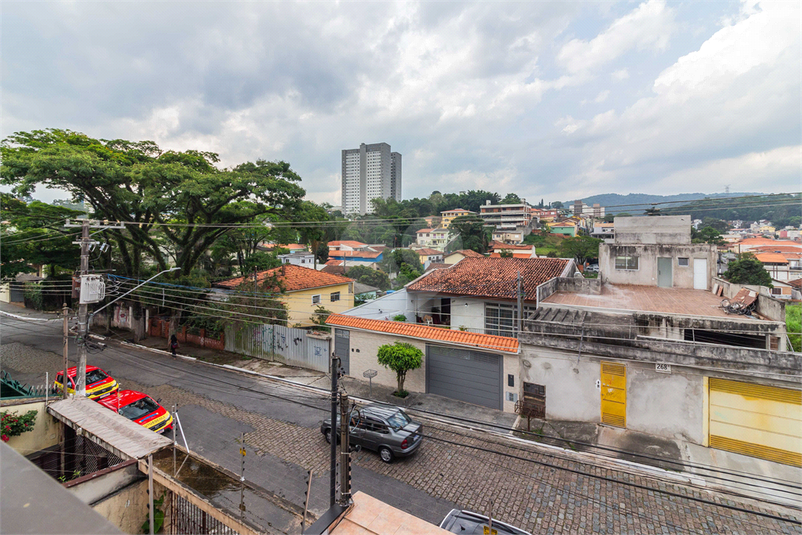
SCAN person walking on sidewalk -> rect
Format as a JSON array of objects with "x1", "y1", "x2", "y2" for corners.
[{"x1": 170, "y1": 334, "x2": 179, "y2": 358}]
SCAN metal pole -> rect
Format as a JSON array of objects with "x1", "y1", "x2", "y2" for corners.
[
  {"x1": 76, "y1": 220, "x2": 89, "y2": 396},
  {"x1": 239, "y1": 432, "x2": 246, "y2": 520},
  {"x1": 148, "y1": 454, "x2": 155, "y2": 535},
  {"x1": 329, "y1": 353, "x2": 339, "y2": 508},
  {"x1": 517, "y1": 271, "x2": 523, "y2": 335},
  {"x1": 302, "y1": 469, "x2": 313, "y2": 535},
  {"x1": 339, "y1": 392, "x2": 351, "y2": 506},
  {"x1": 63, "y1": 303, "x2": 69, "y2": 399}
]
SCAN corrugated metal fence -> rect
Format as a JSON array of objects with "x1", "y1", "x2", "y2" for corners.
[{"x1": 224, "y1": 323, "x2": 330, "y2": 372}]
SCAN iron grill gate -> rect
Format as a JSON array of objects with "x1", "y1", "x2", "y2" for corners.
[{"x1": 170, "y1": 494, "x2": 239, "y2": 535}]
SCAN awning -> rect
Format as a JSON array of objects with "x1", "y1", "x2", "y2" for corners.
[{"x1": 48, "y1": 396, "x2": 172, "y2": 460}]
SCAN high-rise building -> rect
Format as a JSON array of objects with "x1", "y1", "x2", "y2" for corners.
[{"x1": 341, "y1": 143, "x2": 402, "y2": 215}]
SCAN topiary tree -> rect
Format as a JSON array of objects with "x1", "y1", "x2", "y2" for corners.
[{"x1": 377, "y1": 342, "x2": 423, "y2": 396}]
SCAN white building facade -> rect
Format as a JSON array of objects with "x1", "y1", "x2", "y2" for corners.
[{"x1": 341, "y1": 142, "x2": 402, "y2": 215}]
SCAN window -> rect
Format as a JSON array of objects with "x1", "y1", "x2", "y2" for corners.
[
  {"x1": 615, "y1": 255, "x2": 639, "y2": 270},
  {"x1": 678, "y1": 257, "x2": 689, "y2": 267},
  {"x1": 312, "y1": 294, "x2": 321, "y2": 304},
  {"x1": 485, "y1": 303, "x2": 516, "y2": 337},
  {"x1": 771, "y1": 288, "x2": 782, "y2": 295},
  {"x1": 331, "y1": 291, "x2": 341, "y2": 302}
]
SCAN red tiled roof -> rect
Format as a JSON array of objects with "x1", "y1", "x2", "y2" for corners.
[
  {"x1": 787, "y1": 278, "x2": 802, "y2": 289},
  {"x1": 447, "y1": 249, "x2": 484, "y2": 258},
  {"x1": 487, "y1": 241, "x2": 536, "y2": 251},
  {"x1": 751, "y1": 245, "x2": 802, "y2": 253},
  {"x1": 328, "y1": 240, "x2": 368, "y2": 248},
  {"x1": 321, "y1": 265, "x2": 347, "y2": 276},
  {"x1": 489, "y1": 252, "x2": 535, "y2": 259},
  {"x1": 329, "y1": 249, "x2": 382, "y2": 259},
  {"x1": 754, "y1": 253, "x2": 789, "y2": 264},
  {"x1": 215, "y1": 264, "x2": 353, "y2": 291},
  {"x1": 407, "y1": 257, "x2": 570, "y2": 301},
  {"x1": 416, "y1": 228, "x2": 434, "y2": 233},
  {"x1": 417, "y1": 248, "x2": 444, "y2": 256},
  {"x1": 326, "y1": 314, "x2": 519, "y2": 353},
  {"x1": 424, "y1": 263, "x2": 450, "y2": 273},
  {"x1": 442, "y1": 208, "x2": 473, "y2": 214},
  {"x1": 738, "y1": 238, "x2": 799, "y2": 246}
]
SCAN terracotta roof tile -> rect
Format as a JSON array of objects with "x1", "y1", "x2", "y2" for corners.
[
  {"x1": 329, "y1": 249, "x2": 383, "y2": 259},
  {"x1": 447, "y1": 249, "x2": 485, "y2": 258},
  {"x1": 321, "y1": 265, "x2": 347, "y2": 276},
  {"x1": 407, "y1": 257, "x2": 570, "y2": 301},
  {"x1": 417, "y1": 248, "x2": 444, "y2": 256},
  {"x1": 326, "y1": 314, "x2": 519, "y2": 353},
  {"x1": 787, "y1": 278, "x2": 802, "y2": 289},
  {"x1": 215, "y1": 264, "x2": 353, "y2": 291},
  {"x1": 328, "y1": 240, "x2": 368, "y2": 248},
  {"x1": 416, "y1": 228, "x2": 434, "y2": 233},
  {"x1": 424, "y1": 263, "x2": 450, "y2": 273},
  {"x1": 754, "y1": 253, "x2": 789, "y2": 264}
]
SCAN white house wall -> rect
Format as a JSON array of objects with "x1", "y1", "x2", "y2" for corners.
[
  {"x1": 342, "y1": 288, "x2": 413, "y2": 321},
  {"x1": 450, "y1": 297, "x2": 487, "y2": 333}
]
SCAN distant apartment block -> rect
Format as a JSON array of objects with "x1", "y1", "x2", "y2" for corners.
[
  {"x1": 341, "y1": 143, "x2": 402, "y2": 215},
  {"x1": 570, "y1": 200, "x2": 605, "y2": 218},
  {"x1": 440, "y1": 208, "x2": 475, "y2": 228},
  {"x1": 480, "y1": 201, "x2": 536, "y2": 244}
]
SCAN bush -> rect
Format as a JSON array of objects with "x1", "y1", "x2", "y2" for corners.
[
  {"x1": 1, "y1": 410, "x2": 37, "y2": 442},
  {"x1": 392, "y1": 314, "x2": 406, "y2": 322},
  {"x1": 787, "y1": 304, "x2": 801, "y2": 352}
]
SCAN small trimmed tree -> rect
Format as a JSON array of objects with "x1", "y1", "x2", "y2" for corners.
[{"x1": 377, "y1": 342, "x2": 423, "y2": 396}]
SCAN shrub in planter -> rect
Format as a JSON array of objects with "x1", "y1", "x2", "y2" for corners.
[{"x1": 1, "y1": 410, "x2": 37, "y2": 442}]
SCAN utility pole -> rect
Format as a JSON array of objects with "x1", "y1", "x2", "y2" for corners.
[
  {"x1": 338, "y1": 392, "x2": 352, "y2": 506},
  {"x1": 65, "y1": 218, "x2": 124, "y2": 396},
  {"x1": 516, "y1": 271, "x2": 523, "y2": 335},
  {"x1": 62, "y1": 303, "x2": 70, "y2": 399},
  {"x1": 75, "y1": 220, "x2": 90, "y2": 396},
  {"x1": 329, "y1": 353, "x2": 340, "y2": 508}
]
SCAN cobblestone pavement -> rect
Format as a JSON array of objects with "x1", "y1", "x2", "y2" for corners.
[{"x1": 3, "y1": 340, "x2": 801, "y2": 534}]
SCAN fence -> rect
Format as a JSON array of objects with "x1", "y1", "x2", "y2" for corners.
[
  {"x1": 149, "y1": 319, "x2": 225, "y2": 351},
  {"x1": 224, "y1": 323, "x2": 330, "y2": 372}
]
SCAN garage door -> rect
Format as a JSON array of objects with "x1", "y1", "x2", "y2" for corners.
[
  {"x1": 426, "y1": 345, "x2": 502, "y2": 410},
  {"x1": 709, "y1": 378, "x2": 801, "y2": 467}
]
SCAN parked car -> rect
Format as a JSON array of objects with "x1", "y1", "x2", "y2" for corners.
[
  {"x1": 54, "y1": 365, "x2": 119, "y2": 400},
  {"x1": 98, "y1": 390, "x2": 173, "y2": 434},
  {"x1": 320, "y1": 404, "x2": 422, "y2": 463},
  {"x1": 585, "y1": 264, "x2": 599, "y2": 273},
  {"x1": 439, "y1": 509, "x2": 532, "y2": 535}
]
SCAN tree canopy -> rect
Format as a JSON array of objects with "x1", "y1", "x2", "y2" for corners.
[
  {"x1": 722, "y1": 255, "x2": 772, "y2": 287},
  {"x1": 558, "y1": 236, "x2": 602, "y2": 265},
  {"x1": 377, "y1": 341, "x2": 423, "y2": 395},
  {"x1": 1, "y1": 129, "x2": 306, "y2": 277},
  {"x1": 449, "y1": 215, "x2": 489, "y2": 253}
]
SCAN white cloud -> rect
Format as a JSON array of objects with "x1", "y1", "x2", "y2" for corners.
[
  {"x1": 563, "y1": 0, "x2": 800, "y2": 194},
  {"x1": 594, "y1": 90, "x2": 610, "y2": 103},
  {"x1": 557, "y1": 0, "x2": 675, "y2": 74},
  {"x1": 611, "y1": 68, "x2": 629, "y2": 80}
]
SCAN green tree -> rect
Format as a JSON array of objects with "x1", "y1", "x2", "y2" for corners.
[
  {"x1": 551, "y1": 201, "x2": 564, "y2": 209},
  {"x1": 723, "y1": 255, "x2": 772, "y2": 287},
  {"x1": 0, "y1": 194, "x2": 83, "y2": 278},
  {"x1": 1, "y1": 129, "x2": 305, "y2": 277},
  {"x1": 377, "y1": 341, "x2": 423, "y2": 395},
  {"x1": 558, "y1": 236, "x2": 602, "y2": 265},
  {"x1": 786, "y1": 304, "x2": 800, "y2": 352},
  {"x1": 449, "y1": 215, "x2": 489, "y2": 253},
  {"x1": 346, "y1": 265, "x2": 391, "y2": 291},
  {"x1": 499, "y1": 249, "x2": 513, "y2": 258},
  {"x1": 692, "y1": 227, "x2": 726, "y2": 245},
  {"x1": 296, "y1": 201, "x2": 331, "y2": 268},
  {"x1": 701, "y1": 217, "x2": 730, "y2": 233},
  {"x1": 500, "y1": 193, "x2": 522, "y2": 205},
  {"x1": 310, "y1": 305, "x2": 333, "y2": 330}
]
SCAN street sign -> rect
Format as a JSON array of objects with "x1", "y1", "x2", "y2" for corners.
[{"x1": 363, "y1": 369, "x2": 378, "y2": 379}]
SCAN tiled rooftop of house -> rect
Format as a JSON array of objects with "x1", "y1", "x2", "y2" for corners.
[
  {"x1": 329, "y1": 249, "x2": 383, "y2": 259},
  {"x1": 542, "y1": 284, "x2": 742, "y2": 319},
  {"x1": 416, "y1": 248, "x2": 444, "y2": 256},
  {"x1": 752, "y1": 245, "x2": 802, "y2": 253},
  {"x1": 755, "y1": 252, "x2": 789, "y2": 264},
  {"x1": 215, "y1": 264, "x2": 353, "y2": 291},
  {"x1": 489, "y1": 252, "x2": 535, "y2": 259},
  {"x1": 416, "y1": 228, "x2": 434, "y2": 233},
  {"x1": 407, "y1": 257, "x2": 570, "y2": 301},
  {"x1": 328, "y1": 240, "x2": 368, "y2": 249},
  {"x1": 447, "y1": 249, "x2": 484, "y2": 258},
  {"x1": 326, "y1": 314, "x2": 519, "y2": 353},
  {"x1": 424, "y1": 262, "x2": 449, "y2": 273}
]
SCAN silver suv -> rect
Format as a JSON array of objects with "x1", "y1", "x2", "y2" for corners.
[{"x1": 321, "y1": 404, "x2": 423, "y2": 463}]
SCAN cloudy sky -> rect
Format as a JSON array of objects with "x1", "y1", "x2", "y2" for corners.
[{"x1": 2, "y1": 0, "x2": 799, "y2": 205}]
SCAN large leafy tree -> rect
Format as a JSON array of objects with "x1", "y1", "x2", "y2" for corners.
[
  {"x1": 723, "y1": 254, "x2": 772, "y2": 287},
  {"x1": 347, "y1": 265, "x2": 391, "y2": 291},
  {"x1": 1, "y1": 129, "x2": 305, "y2": 277},
  {"x1": 449, "y1": 215, "x2": 489, "y2": 253},
  {"x1": 558, "y1": 236, "x2": 602, "y2": 265},
  {"x1": 0, "y1": 194, "x2": 84, "y2": 278}
]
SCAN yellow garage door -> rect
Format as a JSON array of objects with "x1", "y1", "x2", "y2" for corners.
[
  {"x1": 601, "y1": 362, "x2": 626, "y2": 428},
  {"x1": 709, "y1": 378, "x2": 802, "y2": 467}
]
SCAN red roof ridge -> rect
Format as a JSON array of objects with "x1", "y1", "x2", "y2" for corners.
[
  {"x1": 215, "y1": 264, "x2": 353, "y2": 291},
  {"x1": 326, "y1": 314, "x2": 519, "y2": 353}
]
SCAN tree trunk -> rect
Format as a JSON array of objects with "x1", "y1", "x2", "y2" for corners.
[{"x1": 397, "y1": 372, "x2": 406, "y2": 393}]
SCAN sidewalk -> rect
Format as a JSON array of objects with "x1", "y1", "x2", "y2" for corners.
[{"x1": 112, "y1": 329, "x2": 519, "y2": 434}]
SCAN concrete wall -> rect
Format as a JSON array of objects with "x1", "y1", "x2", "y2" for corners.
[
  {"x1": 520, "y1": 346, "x2": 705, "y2": 446},
  {"x1": 614, "y1": 215, "x2": 691, "y2": 245},
  {"x1": 90, "y1": 478, "x2": 155, "y2": 534},
  {"x1": 0, "y1": 282, "x2": 10, "y2": 303},
  {"x1": 283, "y1": 283, "x2": 355, "y2": 326},
  {"x1": 65, "y1": 461, "x2": 143, "y2": 505},
  {"x1": 3, "y1": 400, "x2": 60, "y2": 456},
  {"x1": 449, "y1": 297, "x2": 485, "y2": 333},
  {"x1": 343, "y1": 289, "x2": 413, "y2": 321},
  {"x1": 600, "y1": 243, "x2": 716, "y2": 289},
  {"x1": 345, "y1": 330, "x2": 427, "y2": 393}
]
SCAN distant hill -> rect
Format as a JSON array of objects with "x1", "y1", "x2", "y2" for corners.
[{"x1": 565, "y1": 192, "x2": 762, "y2": 215}]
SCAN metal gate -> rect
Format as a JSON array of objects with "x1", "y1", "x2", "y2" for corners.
[
  {"x1": 426, "y1": 345, "x2": 502, "y2": 410},
  {"x1": 170, "y1": 494, "x2": 238, "y2": 535},
  {"x1": 334, "y1": 329, "x2": 350, "y2": 375}
]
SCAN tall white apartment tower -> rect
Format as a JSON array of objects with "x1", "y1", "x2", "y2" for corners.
[{"x1": 341, "y1": 142, "x2": 402, "y2": 215}]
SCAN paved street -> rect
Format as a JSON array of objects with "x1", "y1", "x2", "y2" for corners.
[{"x1": 2, "y1": 310, "x2": 801, "y2": 535}]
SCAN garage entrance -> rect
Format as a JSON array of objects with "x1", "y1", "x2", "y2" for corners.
[{"x1": 426, "y1": 345, "x2": 502, "y2": 410}]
